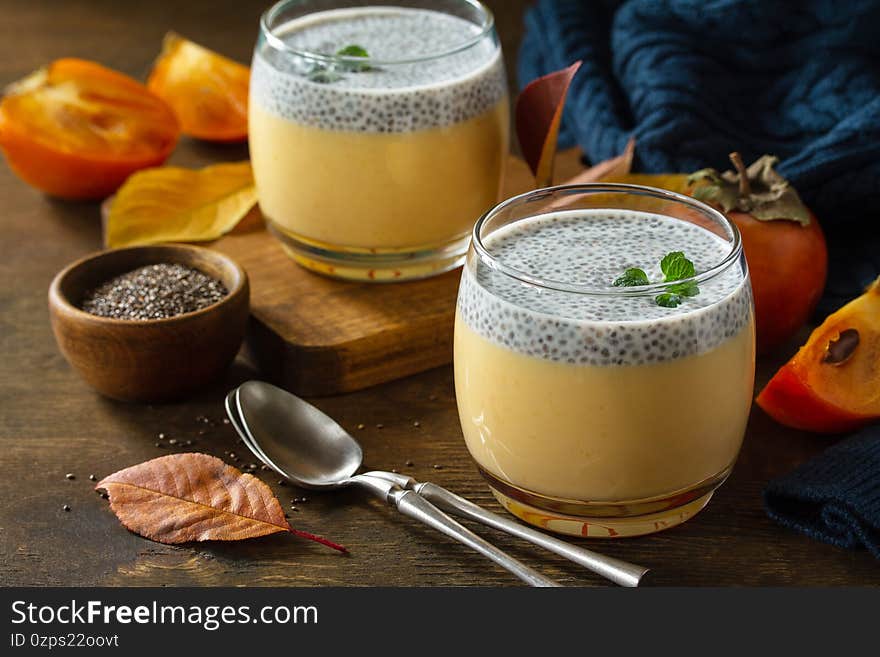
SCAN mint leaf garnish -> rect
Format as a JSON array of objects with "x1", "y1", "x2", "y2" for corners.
[
  {"x1": 666, "y1": 281, "x2": 700, "y2": 297},
  {"x1": 336, "y1": 44, "x2": 369, "y2": 58},
  {"x1": 308, "y1": 68, "x2": 342, "y2": 83},
  {"x1": 307, "y1": 45, "x2": 370, "y2": 83},
  {"x1": 655, "y1": 292, "x2": 683, "y2": 308},
  {"x1": 336, "y1": 44, "x2": 370, "y2": 72},
  {"x1": 613, "y1": 268, "x2": 649, "y2": 287},
  {"x1": 660, "y1": 251, "x2": 695, "y2": 281},
  {"x1": 612, "y1": 251, "x2": 701, "y2": 308}
]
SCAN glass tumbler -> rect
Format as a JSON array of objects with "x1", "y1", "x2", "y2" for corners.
[
  {"x1": 454, "y1": 184, "x2": 756, "y2": 537},
  {"x1": 250, "y1": 0, "x2": 509, "y2": 281}
]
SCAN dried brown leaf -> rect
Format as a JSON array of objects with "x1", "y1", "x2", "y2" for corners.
[
  {"x1": 563, "y1": 137, "x2": 636, "y2": 184},
  {"x1": 96, "y1": 452, "x2": 344, "y2": 551},
  {"x1": 515, "y1": 61, "x2": 582, "y2": 187}
]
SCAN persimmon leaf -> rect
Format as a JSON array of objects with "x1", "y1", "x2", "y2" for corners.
[
  {"x1": 103, "y1": 161, "x2": 257, "y2": 248},
  {"x1": 515, "y1": 61, "x2": 582, "y2": 187},
  {"x1": 96, "y1": 452, "x2": 345, "y2": 551}
]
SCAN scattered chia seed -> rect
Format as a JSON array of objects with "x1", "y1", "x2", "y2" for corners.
[
  {"x1": 433, "y1": 464, "x2": 443, "y2": 470},
  {"x1": 260, "y1": 465, "x2": 270, "y2": 471},
  {"x1": 405, "y1": 460, "x2": 414, "y2": 467},
  {"x1": 376, "y1": 423, "x2": 384, "y2": 429},
  {"x1": 300, "y1": 497, "x2": 307, "y2": 503},
  {"x1": 158, "y1": 433, "x2": 166, "y2": 440},
  {"x1": 413, "y1": 421, "x2": 421, "y2": 427},
  {"x1": 88, "y1": 474, "x2": 97, "y2": 482},
  {"x1": 185, "y1": 440, "x2": 193, "y2": 446},
  {"x1": 155, "y1": 442, "x2": 162, "y2": 448},
  {"x1": 222, "y1": 418, "x2": 231, "y2": 425},
  {"x1": 100, "y1": 492, "x2": 109, "y2": 499},
  {"x1": 278, "y1": 479, "x2": 286, "y2": 486},
  {"x1": 62, "y1": 504, "x2": 71, "y2": 512},
  {"x1": 65, "y1": 473, "x2": 75, "y2": 480},
  {"x1": 357, "y1": 423, "x2": 365, "y2": 430},
  {"x1": 80, "y1": 263, "x2": 227, "y2": 320},
  {"x1": 290, "y1": 505, "x2": 299, "y2": 512},
  {"x1": 168, "y1": 438, "x2": 178, "y2": 446}
]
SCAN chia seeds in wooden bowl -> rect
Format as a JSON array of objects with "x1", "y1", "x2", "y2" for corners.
[
  {"x1": 80, "y1": 263, "x2": 229, "y2": 320},
  {"x1": 48, "y1": 244, "x2": 249, "y2": 402}
]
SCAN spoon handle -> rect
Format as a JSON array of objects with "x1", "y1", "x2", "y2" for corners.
[
  {"x1": 413, "y1": 482, "x2": 648, "y2": 587},
  {"x1": 389, "y1": 488, "x2": 560, "y2": 587}
]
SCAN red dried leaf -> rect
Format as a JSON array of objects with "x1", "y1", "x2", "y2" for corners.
[
  {"x1": 97, "y1": 452, "x2": 345, "y2": 551},
  {"x1": 515, "y1": 60, "x2": 582, "y2": 187},
  {"x1": 564, "y1": 137, "x2": 636, "y2": 184}
]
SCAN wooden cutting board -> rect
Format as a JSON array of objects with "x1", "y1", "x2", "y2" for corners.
[{"x1": 212, "y1": 149, "x2": 584, "y2": 396}]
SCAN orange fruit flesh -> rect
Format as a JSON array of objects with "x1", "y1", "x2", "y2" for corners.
[
  {"x1": 2, "y1": 59, "x2": 178, "y2": 160},
  {"x1": 147, "y1": 33, "x2": 249, "y2": 141},
  {"x1": 799, "y1": 278, "x2": 880, "y2": 416}
]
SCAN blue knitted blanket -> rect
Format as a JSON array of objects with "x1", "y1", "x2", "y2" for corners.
[{"x1": 518, "y1": 0, "x2": 880, "y2": 312}]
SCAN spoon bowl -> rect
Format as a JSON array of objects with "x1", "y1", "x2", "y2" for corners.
[{"x1": 235, "y1": 380, "x2": 362, "y2": 489}]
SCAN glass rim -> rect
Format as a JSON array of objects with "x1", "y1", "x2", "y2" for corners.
[
  {"x1": 471, "y1": 183, "x2": 744, "y2": 297},
  {"x1": 259, "y1": 0, "x2": 496, "y2": 66}
]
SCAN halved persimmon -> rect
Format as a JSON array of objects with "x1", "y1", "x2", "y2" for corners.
[
  {"x1": 756, "y1": 277, "x2": 880, "y2": 433},
  {"x1": 0, "y1": 58, "x2": 180, "y2": 200},
  {"x1": 148, "y1": 33, "x2": 249, "y2": 142}
]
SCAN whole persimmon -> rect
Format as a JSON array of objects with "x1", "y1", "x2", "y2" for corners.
[
  {"x1": 0, "y1": 59, "x2": 180, "y2": 200},
  {"x1": 689, "y1": 153, "x2": 827, "y2": 354}
]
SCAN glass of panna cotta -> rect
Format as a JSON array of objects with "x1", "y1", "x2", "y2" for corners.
[
  {"x1": 454, "y1": 184, "x2": 756, "y2": 537},
  {"x1": 250, "y1": 0, "x2": 509, "y2": 281}
]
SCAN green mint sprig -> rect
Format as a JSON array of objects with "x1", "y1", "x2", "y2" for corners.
[
  {"x1": 336, "y1": 44, "x2": 369, "y2": 58},
  {"x1": 307, "y1": 44, "x2": 371, "y2": 83},
  {"x1": 612, "y1": 251, "x2": 700, "y2": 308},
  {"x1": 612, "y1": 268, "x2": 650, "y2": 287}
]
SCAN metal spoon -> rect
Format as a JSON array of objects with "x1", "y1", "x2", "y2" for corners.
[
  {"x1": 226, "y1": 383, "x2": 559, "y2": 587},
  {"x1": 229, "y1": 380, "x2": 649, "y2": 587}
]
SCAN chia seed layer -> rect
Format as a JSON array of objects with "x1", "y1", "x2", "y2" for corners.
[
  {"x1": 251, "y1": 7, "x2": 506, "y2": 133},
  {"x1": 457, "y1": 210, "x2": 753, "y2": 366}
]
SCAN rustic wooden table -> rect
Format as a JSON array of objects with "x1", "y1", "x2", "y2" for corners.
[{"x1": 1, "y1": 0, "x2": 876, "y2": 587}]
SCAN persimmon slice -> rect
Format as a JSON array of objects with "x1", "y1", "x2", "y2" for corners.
[
  {"x1": 147, "y1": 32, "x2": 249, "y2": 142},
  {"x1": 757, "y1": 277, "x2": 880, "y2": 433},
  {"x1": 0, "y1": 58, "x2": 179, "y2": 199}
]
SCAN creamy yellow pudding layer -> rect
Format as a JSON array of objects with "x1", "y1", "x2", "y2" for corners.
[
  {"x1": 249, "y1": 98, "x2": 508, "y2": 249},
  {"x1": 455, "y1": 316, "x2": 754, "y2": 502}
]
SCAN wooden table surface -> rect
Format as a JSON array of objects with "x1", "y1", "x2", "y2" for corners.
[{"x1": 2, "y1": 0, "x2": 877, "y2": 587}]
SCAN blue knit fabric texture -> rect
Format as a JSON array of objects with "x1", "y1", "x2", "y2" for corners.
[
  {"x1": 518, "y1": 0, "x2": 880, "y2": 313},
  {"x1": 764, "y1": 427, "x2": 880, "y2": 558}
]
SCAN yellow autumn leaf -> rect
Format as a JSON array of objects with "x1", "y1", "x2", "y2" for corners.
[{"x1": 104, "y1": 161, "x2": 257, "y2": 248}]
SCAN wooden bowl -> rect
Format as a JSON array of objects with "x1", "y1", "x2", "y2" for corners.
[{"x1": 49, "y1": 244, "x2": 249, "y2": 402}]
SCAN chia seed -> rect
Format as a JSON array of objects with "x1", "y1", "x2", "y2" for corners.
[{"x1": 80, "y1": 263, "x2": 227, "y2": 320}]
